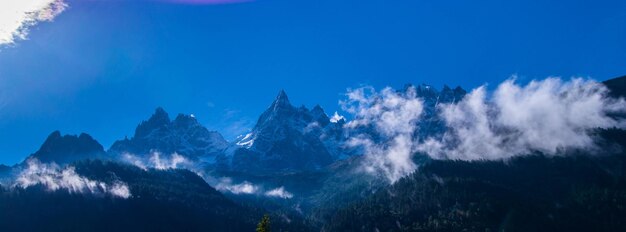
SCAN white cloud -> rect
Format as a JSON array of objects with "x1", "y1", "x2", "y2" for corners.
[
  {"x1": 122, "y1": 151, "x2": 190, "y2": 170},
  {"x1": 122, "y1": 153, "x2": 148, "y2": 170},
  {"x1": 0, "y1": 0, "x2": 67, "y2": 45},
  {"x1": 265, "y1": 186, "x2": 293, "y2": 199},
  {"x1": 108, "y1": 183, "x2": 131, "y2": 199},
  {"x1": 14, "y1": 159, "x2": 131, "y2": 198},
  {"x1": 342, "y1": 77, "x2": 626, "y2": 183},
  {"x1": 213, "y1": 178, "x2": 294, "y2": 199},
  {"x1": 150, "y1": 152, "x2": 189, "y2": 170},
  {"x1": 419, "y1": 77, "x2": 626, "y2": 160},
  {"x1": 342, "y1": 86, "x2": 424, "y2": 183},
  {"x1": 215, "y1": 178, "x2": 259, "y2": 194}
]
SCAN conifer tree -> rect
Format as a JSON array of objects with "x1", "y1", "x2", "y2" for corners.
[{"x1": 256, "y1": 214, "x2": 270, "y2": 232}]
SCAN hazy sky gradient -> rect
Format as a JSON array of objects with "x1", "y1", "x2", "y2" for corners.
[{"x1": 0, "y1": 0, "x2": 624, "y2": 164}]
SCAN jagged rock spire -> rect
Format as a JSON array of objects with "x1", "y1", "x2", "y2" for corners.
[
  {"x1": 271, "y1": 89, "x2": 292, "y2": 109},
  {"x1": 135, "y1": 107, "x2": 171, "y2": 138}
]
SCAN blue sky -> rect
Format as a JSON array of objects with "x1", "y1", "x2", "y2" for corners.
[{"x1": 0, "y1": 0, "x2": 625, "y2": 165}]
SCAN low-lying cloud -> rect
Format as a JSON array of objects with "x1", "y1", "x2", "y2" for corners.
[
  {"x1": 215, "y1": 178, "x2": 260, "y2": 194},
  {"x1": 215, "y1": 179, "x2": 259, "y2": 194},
  {"x1": 265, "y1": 186, "x2": 293, "y2": 199},
  {"x1": 344, "y1": 77, "x2": 626, "y2": 183},
  {"x1": 0, "y1": 0, "x2": 67, "y2": 45},
  {"x1": 121, "y1": 152, "x2": 297, "y2": 199},
  {"x1": 420, "y1": 78, "x2": 626, "y2": 160},
  {"x1": 214, "y1": 177, "x2": 294, "y2": 199},
  {"x1": 14, "y1": 159, "x2": 131, "y2": 198},
  {"x1": 122, "y1": 152, "x2": 191, "y2": 171},
  {"x1": 342, "y1": 86, "x2": 424, "y2": 183}
]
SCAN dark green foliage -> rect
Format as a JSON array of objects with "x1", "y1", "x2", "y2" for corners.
[
  {"x1": 256, "y1": 214, "x2": 270, "y2": 232},
  {"x1": 305, "y1": 156, "x2": 388, "y2": 228},
  {"x1": 324, "y1": 129, "x2": 626, "y2": 231},
  {"x1": 223, "y1": 193, "x2": 313, "y2": 232},
  {"x1": 0, "y1": 160, "x2": 260, "y2": 232}
]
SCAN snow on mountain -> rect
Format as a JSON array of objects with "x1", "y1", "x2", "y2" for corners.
[{"x1": 218, "y1": 90, "x2": 345, "y2": 173}]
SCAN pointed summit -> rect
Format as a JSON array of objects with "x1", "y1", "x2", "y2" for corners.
[
  {"x1": 311, "y1": 104, "x2": 324, "y2": 113},
  {"x1": 311, "y1": 104, "x2": 330, "y2": 126},
  {"x1": 271, "y1": 89, "x2": 292, "y2": 109},
  {"x1": 277, "y1": 89, "x2": 288, "y2": 99},
  {"x1": 47, "y1": 130, "x2": 62, "y2": 140},
  {"x1": 255, "y1": 90, "x2": 296, "y2": 127},
  {"x1": 150, "y1": 107, "x2": 171, "y2": 124},
  {"x1": 135, "y1": 107, "x2": 171, "y2": 138}
]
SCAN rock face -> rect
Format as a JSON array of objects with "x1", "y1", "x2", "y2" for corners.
[
  {"x1": 219, "y1": 90, "x2": 344, "y2": 173},
  {"x1": 109, "y1": 107, "x2": 228, "y2": 161},
  {"x1": 27, "y1": 131, "x2": 107, "y2": 164}
]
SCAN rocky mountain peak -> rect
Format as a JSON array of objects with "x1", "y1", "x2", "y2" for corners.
[
  {"x1": 109, "y1": 108, "x2": 228, "y2": 161},
  {"x1": 135, "y1": 107, "x2": 171, "y2": 138},
  {"x1": 311, "y1": 104, "x2": 330, "y2": 126},
  {"x1": 173, "y1": 113, "x2": 200, "y2": 128},
  {"x1": 28, "y1": 131, "x2": 106, "y2": 164},
  {"x1": 271, "y1": 89, "x2": 292, "y2": 110}
]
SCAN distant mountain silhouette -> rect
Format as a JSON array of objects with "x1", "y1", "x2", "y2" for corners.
[{"x1": 26, "y1": 131, "x2": 107, "y2": 164}]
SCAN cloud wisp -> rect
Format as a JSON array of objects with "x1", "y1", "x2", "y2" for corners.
[
  {"x1": 122, "y1": 153, "x2": 296, "y2": 199},
  {"x1": 265, "y1": 186, "x2": 293, "y2": 199},
  {"x1": 213, "y1": 177, "x2": 294, "y2": 199},
  {"x1": 215, "y1": 179, "x2": 259, "y2": 194},
  {"x1": 342, "y1": 86, "x2": 424, "y2": 183},
  {"x1": 0, "y1": 0, "x2": 67, "y2": 46},
  {"x1": 13, "y1": 159, "x2": 131, "y2": 198},
  {"x1": 344, "y1": 77, "x2": 626, "y2": 183},
  {"x1": 419, "y1": 77, "x2": 626, "y2": 160},
  {"x1": 122, "y1": 151, "x2": 191, "y2": 171}
]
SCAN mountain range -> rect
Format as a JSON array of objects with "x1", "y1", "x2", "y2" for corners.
[{"x1": 1, "y1": 76, "x2": 625, "y2": 231}]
